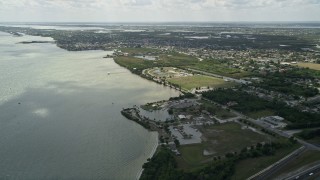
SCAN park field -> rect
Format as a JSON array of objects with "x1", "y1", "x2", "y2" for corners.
[
  {"x1": 296, "y1": 62, "x2": 320, "y2": 71},
  {"x1": 167, "y1": 75, "x2": 235, "y2": 90}
]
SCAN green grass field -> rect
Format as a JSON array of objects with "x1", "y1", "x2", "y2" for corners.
[
  {"x1": 179, "y1": 144, "x2": 207, "y2": 165},
  {"x1": 167, "y1": 75, "x2": 235, "y2": 90},
  {"x1": 176, "y1": 123, "x2": 271, "y2": 171},
  {"x1": 296, "y1": 63, "x2": 320, "y2": 71},
  {"x1": 190, "y1": 59, "x2": 250, "y2": 78},
  {"x1": 232, "y1": 144, "x2": 301, "y2": 180},
  {"x1": 202, "y1": 123, "x2": 270, "y2": 155}
]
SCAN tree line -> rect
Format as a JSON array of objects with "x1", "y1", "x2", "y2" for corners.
[{"x1": 202, "y1": 89, "x2": 320, "y2": 129}]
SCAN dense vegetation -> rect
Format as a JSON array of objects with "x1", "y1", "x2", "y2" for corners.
[
  {"x1": 285, "y1": 67, "x2": 320, "y2": 79},
  {"x1": 253, "y1": 68, "x2": 319, "y2": 98},
  {"x1": 202, "y1": 89, "x2": 320, "y2": 129},
  {"x1": 140, "y1": 148, "x2": 188, "y2": 180},
  {"x1": 121, "y1": 108, "x2": 151, "y2": 129},
  {"x1": 169, "y1": 93, "x2": 195, "y2": 100},
  {"x1": 257, "y1": 77, "x2": 318, "y2": 98},
  {"x1": 297, "y1": 129, "x2": 320, "y2": 140}
]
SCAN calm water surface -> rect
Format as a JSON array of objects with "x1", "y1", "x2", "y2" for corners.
[{"x1": 0, "y1": 32, "x2": 179, "y2": 179}]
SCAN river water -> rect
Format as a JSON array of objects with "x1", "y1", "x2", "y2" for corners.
[{"x1": 0, "y1": 31, "x2": 179, "y2": 179}]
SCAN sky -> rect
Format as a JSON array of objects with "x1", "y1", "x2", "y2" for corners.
[{"x1": 0, "y1": 0, "x2": 320, "y2": 22}]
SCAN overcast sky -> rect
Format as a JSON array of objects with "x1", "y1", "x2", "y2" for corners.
[{"x1": 0, "y1": 0, "x2": 320, "y2": 22}]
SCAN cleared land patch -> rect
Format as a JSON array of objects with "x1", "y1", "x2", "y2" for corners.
[
  {"x1": 201, "y1": 123, "x2": 270, "y2": 155},
  {"x1": 168, "y1": 75, "x2": 235, "y2": 90},
  {"x1": 296, "y1": 62, "x2": 320, "y2": 71}
]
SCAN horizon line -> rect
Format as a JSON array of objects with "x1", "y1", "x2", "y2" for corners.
[{"x1": 1, "y1": 20, "x2": 320, "y2": 24}]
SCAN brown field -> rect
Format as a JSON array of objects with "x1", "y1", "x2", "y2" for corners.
[{"x1": 296, "y1": 63, "x2": 320, "y2": 71}]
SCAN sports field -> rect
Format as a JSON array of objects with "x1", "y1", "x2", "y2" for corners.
[{"x1": 168, "y1": 75, "x2": 235, "y2": 90}]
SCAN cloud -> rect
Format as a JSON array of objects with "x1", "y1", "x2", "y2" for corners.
[
  {"x1": 0, "y1": 0, "x2": 319, "y2": 21},
  {"x1": 1, "y1": 0, "x2": 319, "y2": 9},
  {"x1": 120, "y1": 0, "x2": 153, "y2": 6}
]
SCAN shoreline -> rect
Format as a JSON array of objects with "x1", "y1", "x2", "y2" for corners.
[{"x1": 136, "y1": 131, "x2": 159, "y2": 180}]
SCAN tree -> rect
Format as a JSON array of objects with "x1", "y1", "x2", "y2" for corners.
[{"x1": 174, "y1": 139, "x2": 180, "y2": 147}]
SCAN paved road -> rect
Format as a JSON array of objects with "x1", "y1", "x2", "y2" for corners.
[
  {"x1": 285, "y1": 163, "x2": 320, "y2": 180},
  {"x1": 228, "y1": 107, "x2": 320, "y2": 179},
  {"x1": 248, "y1": 146, "x2": 306, "y2": 180}
]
